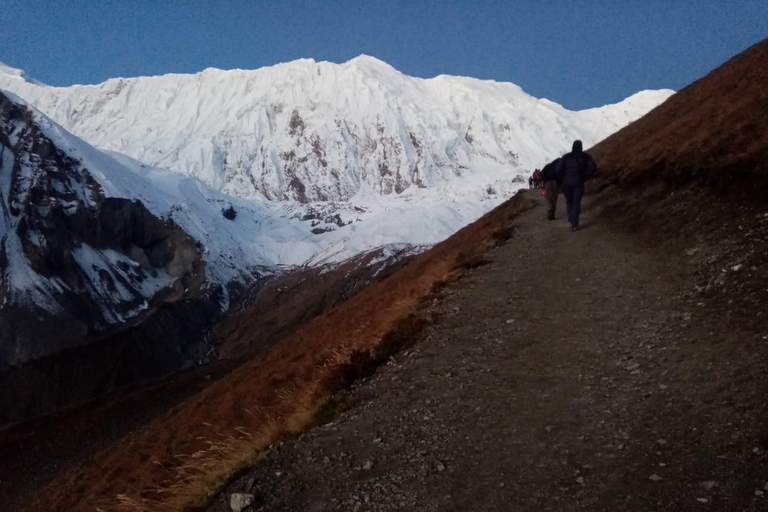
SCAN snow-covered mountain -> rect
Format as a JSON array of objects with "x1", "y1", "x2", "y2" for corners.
[
  {"x1": 0, "y1": 91, "x2": 274, "y2": 366},
  {"x1": 0, "y1": 59, "x2": 675, "y2": 354},
  {"x1": 0, "y1": 57, "x2": 673, "y2": 421},
  {"x1": 0, "y1": 89, "x2": 466, "y2": 369},
  {"x1": 0, "y1": 57, "x2": 674, "y2": 203}
]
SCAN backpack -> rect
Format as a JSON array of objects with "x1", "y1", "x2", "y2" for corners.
[{"x1": 582, "y1": 154, "x2": 597, "y2": 181}]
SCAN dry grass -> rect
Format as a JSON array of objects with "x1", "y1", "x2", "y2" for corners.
[
  {"x1": 590, "y1": 37, "x2": 768, "y2": 197},
  {"x1": 18, "y1": 192, "x2": 534, "y2": 512}
]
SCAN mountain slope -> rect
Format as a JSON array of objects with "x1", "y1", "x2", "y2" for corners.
[
  {"x1": 589, "y1": 37, "x2": 768, "y2": 344},
  {"x1": 0, "y1": 91, "x2": 315, "y2": 369},
  {"x1": 0, "y1": 56, "x2": 674, "y2": 202},
  {"x1": 1, "y1": 90, "x2": 451, "y2": 426},
  {"x1": 0, "y1": 91, "x2": 198, "y2": 368}
]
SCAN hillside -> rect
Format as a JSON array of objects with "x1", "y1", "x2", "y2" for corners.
[
  {"x1": 207, "y1": 190, "x2": 767, "y2": 512},
  {"x1": 13, "y1": 187, "x2": 536, "y2": 512},
  {"x1": 589, "y1": 37, "x2": 768, "y2": 338},
  {"x1": 4, "y1": 38, "x2": 766, "y2": 512},
  {"x1": 591, "y1": 38, "x2": 767, "y2": 193},
  {"x1": 201, "y1": 39, "x2": 768, "y2": 512}
]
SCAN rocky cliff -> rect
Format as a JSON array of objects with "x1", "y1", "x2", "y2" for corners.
[{"x1": 0, "y1": 92, "x2": 207, "y2": 369}]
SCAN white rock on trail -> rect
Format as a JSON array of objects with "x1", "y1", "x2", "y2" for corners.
[{"x1": 230, "y1": 492, "x2": 255, "y2": 512}]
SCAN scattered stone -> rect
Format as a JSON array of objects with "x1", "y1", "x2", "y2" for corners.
[
  {"x1": 545, "y1": 425, "x2": 553, "y2": 433},
  {"x1": 764, "y1": 481, "x2": 768, "y2": 491},
  {"x1": 230, "y1": 493, "x2": 255, "y2": 512},
  {"x1": 436, "y1": 461, "x2": 446, "y2": 472},
  {"x1": 373, "y1": 437, "x2": 382, "y2": 444},
  {"x1": 362, "y1": 460, "x2": 374, "y2": 471},
  {"x1": 323, "y1": 456, "x2": 331, "y2": 464},
  {"x1": 697, "y1": 498, "x2": 708, "y2": 503},
  {"x1": 649, "y1": 474, "x2": 663, "y2": 482},
  {"x1": 617, "y1": 443, "x2": 625, "y2": 450},
  {"x1": 731, "y1": 264, "x2": 742, "y2": 272},
  {"x1": 756, "y1": 489, "x2": 764, "y2": 497},
  {"x1": 657, "y1": 439, "x2": 667, "y2": 446},
  {"x1": 686, "y1": 248, "x2": 701, "y2": 256},
  {"x1": 700, "y1": 480, "x2": 717, "y2": 490},
  {"x1": 245, "y1": 477, "x2": 255, "y2": 492},
  {"x1": 576, "y1": 476, "x2": 585, "y2": 485},
  {"x1": 505, "y1": 319, "x2": 515, "y2": 324}
]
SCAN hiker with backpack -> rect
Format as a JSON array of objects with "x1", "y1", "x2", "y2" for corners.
[
  {"x1": 532, "y1": 168, "x2": 543, "y2": 188},
  {"x1": 540, "y1": 158, "x2": 561, "y2": 220},
  {"x1": 554, "y1": 140, "x2": 597, "y2": 231}
]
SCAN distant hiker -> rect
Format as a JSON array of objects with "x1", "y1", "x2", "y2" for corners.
[
  {"x1": 555, "y1": 140, "x2": 597, "y2": 231},
  {"x1": 528, "y1": 176, "x2": 534, "y2": 189},
  {"x1": 540, "y1": 158, "x2": 561, "y2": 220},
  {"x1": 532, "y1": 168, "x2": 542, "y2": 188}
]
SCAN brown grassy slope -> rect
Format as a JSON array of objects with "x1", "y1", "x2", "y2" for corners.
[
  {"x1": 590, "y1": 37, "x2": 768, "y2": 194},
  {"x1": 215, "y1": 246, "x2": 415, "y2": 361},
  {"x1": 0, "y1": 247, "x2": 414, "y2": 511},
  {"x1": 20, "y1": 193, "x2": 533, "y2": 512}
]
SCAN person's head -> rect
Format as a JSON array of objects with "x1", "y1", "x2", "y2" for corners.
[{"x1": 572, "y1": 140, "x2": 583, "y2": 153}]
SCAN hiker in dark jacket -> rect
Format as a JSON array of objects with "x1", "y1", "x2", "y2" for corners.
[
  {"x1": 555, "y1": 140, "x2": 597, "y2": 231},
  {"x1": 540, "y1": 158, "x2": 561, "y2": 220}
]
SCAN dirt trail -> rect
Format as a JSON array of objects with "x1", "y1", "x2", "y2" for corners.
[{"x1": 209, "y1": 190, "x2": 768, "y2": 511}]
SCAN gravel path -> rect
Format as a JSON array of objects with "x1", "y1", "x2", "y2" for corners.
[{"x1": 209, "y1": 191, "x2": 768, "y2": 512}]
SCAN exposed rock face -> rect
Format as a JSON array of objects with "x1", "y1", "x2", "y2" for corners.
[{"x1": 0, "y1": 92, "x2": 209, "y2": 418}]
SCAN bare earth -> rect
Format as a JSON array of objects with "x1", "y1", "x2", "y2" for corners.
[{"x1": 209, "y1": 190, "x2": 768, "y2": 511}]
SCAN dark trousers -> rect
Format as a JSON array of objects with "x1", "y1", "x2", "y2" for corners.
[
  {"x1": 561, "y1": 183, "x2": 584, "y2": 227},
  {"x1": 544, "y1": 180, "x2": 559, "y2": 217}
]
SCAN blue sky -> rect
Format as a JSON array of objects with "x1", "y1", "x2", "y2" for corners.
[{"x1": 1, "y1": 1, "x2": 766, "y2": 109}]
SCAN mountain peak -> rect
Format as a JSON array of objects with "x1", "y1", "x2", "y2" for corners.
[
  {"x1": 344, "y1": 54, "x2": 397, "y2": 71},
  {"x1": 0, "y1": 61, "x2": 43, "y2": 85}
]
